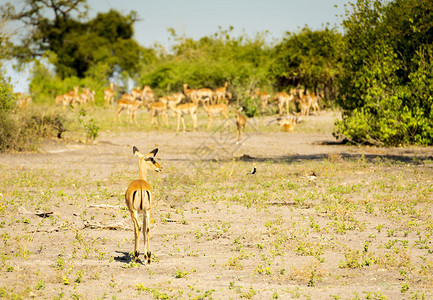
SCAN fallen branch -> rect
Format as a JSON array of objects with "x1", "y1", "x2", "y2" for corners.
[
  {"x1": 88, "y1": 204, "x2": 123, "y2": 209},
  {"x1": 19, "y1": 206, "x2": 53, "y2": 218},
  {"x1": 83, "y1": 220, "x2": 129, "y2": 230},
  {"x1": 27, "y1": 226, "x2": 64, "y2": 233}
]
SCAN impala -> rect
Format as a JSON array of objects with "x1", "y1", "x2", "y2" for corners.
[
  {"x1": 215, "y1": 81, "x2": 228, "y2": 104},
  {"x1": 307, "y1": 91, "x2": 320, "y2": 115},
  {"x1": 131, "y1": 87, "x2": 143, "y2": 101},
  {"x1": 195, "y1": 88, "x2": 214, "y2": 105},
  {"x1": 183, "y1": 83, "x2": 197, "y2": 104},
  {"x1": 275, "y1": 90, "x2": 295, "y2": 116},
  {"x1": 79, "y1": 88, "x2": 95, "y2": 105},
  {"x1": 202, "y1": 102, "x2": 229, "y2": 129},
  {"x1": 114, "y1": 94, "x2": 144, "y2": 124},
  {"x1": 168, "y1": 101, "x2": 198, "y2": 131},
  {"x1": 148, "y1": 101, "x2": 168, "y2": 126},
  {"x1": 141, "y1": 86, "x2": 155, "y2": 103},
  {"x1": 235, "y1": 108, "x2": 246, "y2": 144},
  {"x1": 60, "y1": 86, "x2": 79, "y2": 110},
  {"x1": 278, "y1": 117, "x2": 299, "y2": 132},
  {"x1": 17, "y1": 94, "x2": 32, "y2": 109},
  {"x1": 104, "y1": 82, "x2": 115, "y2": 107},
  {"x1": 125, "y1": 146, "x2": 162, "y2": 264},
  {"x1": 299, "y1": 95, "x2": 311, "y2": 117},
  {"x1": 257, "y1": 89, "x2": 271, "y2": 112},
  {"x1": 55, "y1": 94, "x2": 64, "y2": 106},
  {"x1": 250, "y1": 88, "x2": 271, "y2": 112}
]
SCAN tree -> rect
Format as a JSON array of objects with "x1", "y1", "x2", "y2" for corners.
[
  {"x1": 139, "y1": 27, "x2": 273, "y2": 96},
  {"x1": 334, "y1": 0, "x2": 433, "y2": 146},
  {"x1": 270, "y1": 26, "x2": 343, "y2": 99},
  {"x1": 1, "y1": 1, "x2": 156, "y2": 80}
]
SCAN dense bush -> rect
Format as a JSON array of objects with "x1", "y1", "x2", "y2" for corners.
[
  {"x1": 334, "y1": 0, "x2": 433, "y2": 146},
  {"x1": 0, "y1": 72, "x2": 70, "y2": 151},
  {"x1": 0, "y1": 76, "x2": 18, "y2": 151}
]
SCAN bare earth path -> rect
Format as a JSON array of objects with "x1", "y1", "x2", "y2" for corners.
[{"x1": 1, "y1": 111, "x2": 432, "y2": 299}]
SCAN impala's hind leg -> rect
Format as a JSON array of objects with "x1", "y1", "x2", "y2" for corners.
[
  {"x1": 143, "y1": 210, "x2": 151, "y2": 264},
  {"x1": 131, "y1": 211, "x2": 141, "y2": 262}
]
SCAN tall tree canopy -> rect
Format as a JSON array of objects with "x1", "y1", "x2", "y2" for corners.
[
  {"x1": 1, "y1": 0, "x2": 156, "y2": 80},
  {"x1": 270, "y1": 26, "x2": 343, "y2": 98}
]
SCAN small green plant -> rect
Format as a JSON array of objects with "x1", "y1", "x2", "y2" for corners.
[
  {"x1": 173, "y1": 268, "x2": 188, "y2": 279},
  {"x1": 35, "y1": 279, "x2": 45, "y2": 290},
  {"x1": 78, "y1": 108, "x2": 99, "y2": 142},
  {"x1": 401, "y1": 283, "x2": 410, "y2": 293}
]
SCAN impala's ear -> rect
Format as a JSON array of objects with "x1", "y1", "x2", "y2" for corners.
[
  {"x1": 150, "y1": 148, "x2": 158, "y2": 156},
  {"x1": 144, "y1": 148, "x2": 158, "y2": 159},
  {"x1": 133, "y1": 146, "x2": 144, "y2": 158}
]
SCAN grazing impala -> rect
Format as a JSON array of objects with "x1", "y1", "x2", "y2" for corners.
[
  {"x1": 168, "y1": 101, "x2": 198, "y2": 132},
  {"x1": 202, "y1": 102, "x2": 229, "y2": 129},
  {"x1": 104, "y1": 83, "x2": 115, "y2": 107},
  {"x1": 114, "y1": 94, "x2": 144, "y2": 124},
  {"x1": 236, "y1": 108, "x2": 246, "y2": 144},
  {"x1": 149, "y1": 93, "x2": 185, "y2": 126},
  {"x1": 61, "y1": 86, "x2": 79, "y2": 109},
  {"x1": 215, "y1": 81, "x2": 228, "y2": 104},
  {"x1": 148, "y1": 102, "x2": 168, "y2": 126},
  {"x1": 125, "y1": 146, "x2": 162, "y2": 264}
]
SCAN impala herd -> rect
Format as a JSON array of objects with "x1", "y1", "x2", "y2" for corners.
[
  {"x1": 11, "y1": 82, "x2": 324, "y2": 264},
  {"x1": 47, "y1": 82, "x2": 323, "y2": 138}
]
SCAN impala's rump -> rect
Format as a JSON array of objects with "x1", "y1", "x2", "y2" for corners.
[{"x1": 126, "y1": 180, "x2": 152, "y2": 212}]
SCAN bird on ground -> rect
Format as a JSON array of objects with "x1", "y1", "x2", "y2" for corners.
[{"x1": 248, "y1": 165, "x2": 257, "y2": 175}]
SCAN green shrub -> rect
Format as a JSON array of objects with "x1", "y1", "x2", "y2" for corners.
[
  {"x1": 241, "y1": 97, "x2": 259, "y2": 118},
  {"x1": 335, "y1": 0, "x2": 433, "y2": 146},
  {"x1": 78, "y1": 108, "x2": 100, "y2": 142}
]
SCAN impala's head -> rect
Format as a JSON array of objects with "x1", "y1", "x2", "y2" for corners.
[{"x1": 133, "y1": 146, "x2": 162, "y2": 172}]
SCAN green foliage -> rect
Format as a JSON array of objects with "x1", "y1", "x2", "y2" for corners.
[
  {"x1": 271, "y1": 26, "x2": 343, "y2": 98},
  {"x1": 2, "y1": 2, "x2": 156, "y2": 81},
  {"x1": 0, "y1": 75, "x2": 15, "y2": 111},
  {"x1": 139, "y1": 27, "x2": 274, "y2": 95},
  {"x1": 78, "y1": 108, "x2": 99, "y2": 142},
  {"x1": 0, "y1": 74, "x2": 17, "y2": 151},
  {"x1": 241, "y1": 97, "x2": 259, "y2": 118},
  {"x1": 335, "y1": 0, "x2": 433, "y2": 146},
  {"x1": 29, "y1": 61, "x2": 109, "y2": 106}
]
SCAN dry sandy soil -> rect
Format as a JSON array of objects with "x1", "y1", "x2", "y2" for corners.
[{"x1": 1, "y1": 111, "x2": 433, "y2": 299}]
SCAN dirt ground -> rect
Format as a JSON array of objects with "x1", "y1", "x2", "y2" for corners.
[{"x1": 1, "y1": 111, "x2": 433, "y2": 299}]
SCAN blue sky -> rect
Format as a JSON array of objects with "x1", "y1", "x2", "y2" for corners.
[
  {"x1": 2, "y1": 0, "x2": 352, "y2": 92},
  {"x1": 88, "y1": 0, "x2": 351, "y2": 48}
]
